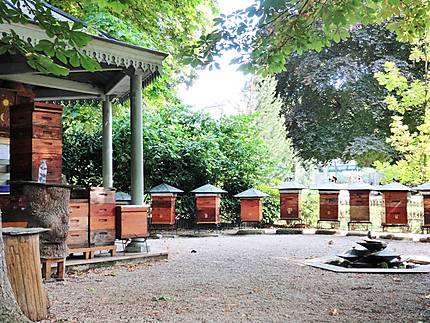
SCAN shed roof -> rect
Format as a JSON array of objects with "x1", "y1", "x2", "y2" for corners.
[
  {"x1": 313, "y1": 182, "x2": 342, "y2": 191},
  {"x1": 346, "y1": 182, "x2": 376, "y2": 191},
  {"x1": 378, "y1": 182, "x2": 410, "y2": 192},
  {"x1": 191, "y1": 184, "x2": 227, "y2": 194},
  {"x1": 278, "y1": 181, "x2": 306, "y2": 190},
  {"x1": 0, "y1": 1, "x2": 167, "y2": 101},
  {"x1": 413, "y1": 182, "x2": 430, "y2": 191},
  {"x1": 234, "y1": 188, "x2": 269, "y2": 198},
  {"x1": 149, "y1": 183, "x2": 184, "y2": 194}
]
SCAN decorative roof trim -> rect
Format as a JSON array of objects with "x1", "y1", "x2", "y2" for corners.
[{"x1": 0, "y1": 22, "x2": 166, "y2": 74}]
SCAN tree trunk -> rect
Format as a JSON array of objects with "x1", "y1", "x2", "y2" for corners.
[
  {"x1": 0, "y1": 224, "x2": 31, "y2": 322},
  {"x1": 22, "y1": 182, "x2": 71, "y2": 258}
]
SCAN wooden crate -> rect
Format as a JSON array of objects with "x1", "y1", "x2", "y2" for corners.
[
  {"x1": 240, "y1": 198, "x2": 263, "y2": 222},
  {"x1": 196, "y1": 195, "x2": 221, "y2": 224},
  {"x1": 151, "y1": 195, "x2": 176, "y2": 225},
  {"x1": 424, "y1": 195, "x2": 430, "y2": 225},
  {"x1": 383, "y1": 191, "x2": 408, "y2": 225},
  {"x1": 319, "y1": 193, "x2": 339, "y2": 221},
  {"x1": 349, "y1": 191, "x2": 370, "y2": 222},
  {"x1": 116, "y1": 205, "x2": 149, "y2": 239},
  {"x1": 280, "y1": 192, "x2": 301, "y2": 220}
]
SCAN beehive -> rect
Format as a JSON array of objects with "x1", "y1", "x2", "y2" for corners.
[
  {"x1": 347, "y1": 182, "x2": 375, "y2": 223},
  {"x1": 150, "y1": 183, "x2": 183, "y2": 225},
  {"x1": 316, "y1": 183, "x2": 341, "y2": 221},
  {"x1": 413, "y1": 182, "x2": 430, "y2": 226},
  {"x1": 379, "y1": 182, "x2": 410, "y2": 225},
  {"x1": 278, "y1": 181, "x2": 306, "y2": 220},
  {"x1": 191, "y1": 184, "x2": 227, "y2": 224},
  {"x1": 234, "y1": 188, "x2": 269, "y2": 222}
]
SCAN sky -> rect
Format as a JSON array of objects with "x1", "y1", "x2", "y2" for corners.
[{"x1": 177, "y1": 0, "x2": 255, "y2": 118}]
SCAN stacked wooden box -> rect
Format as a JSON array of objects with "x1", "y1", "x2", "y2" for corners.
[
  {"x1": 349, "y1": 191, "x2": 370, "y2": 222},
  {"x1": 319, "y1": 193, "x2": 339, "y2": 221},
  {"x1": 235, "y1": 188, "x2": 268, "y2": 223},
  {"x1": 383, "y1": 191, "x2": 408, "y2": 225},
  {"x1": 151, "y1": 195, "x2": 176, "y2": 225},
  {"x1": 115, "y1": 205, "x2": 149, "y2": 239},
  {"x1": 280, "y1": 193, "x2": 301, "y2": 220},
  {"x1": 10, "y1": 102, "x2": 63, "y2": 184},
  {"x1": 67, "y1": 187, "x2": 116, "y2": 249},
  {"x1": 195, "y1": 195, "x2": 221, "y2": 224}
]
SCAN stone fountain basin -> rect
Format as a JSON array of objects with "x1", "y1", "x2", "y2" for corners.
[{"x1": 305, "y1": 256, "x2": 430, "y2": 274}]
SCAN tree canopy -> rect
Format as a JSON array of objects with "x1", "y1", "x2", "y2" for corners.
[{"x1": 275, "y1": 24, "x2": 424, "y2": 164}]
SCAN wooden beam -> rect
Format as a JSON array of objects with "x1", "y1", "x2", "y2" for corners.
[
  {"x1": 105, "y1": 72, "x2": 129, "y2": 95},
  {"x1": 0, "y1": 73, "x2": 104, "y2": 95}
]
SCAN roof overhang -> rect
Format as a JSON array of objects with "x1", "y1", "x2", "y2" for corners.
[{"x1": 0, "y1": 22, "x2": 168, "y2": 102}]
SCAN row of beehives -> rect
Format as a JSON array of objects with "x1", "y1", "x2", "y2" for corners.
[{"x1": 149, "y1": 181, "x2": 430, "y2": 229}]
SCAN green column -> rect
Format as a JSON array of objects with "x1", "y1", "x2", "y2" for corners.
[
  {"x1": 102, "y1": 98, "x2": 113, "y2": 187},
  {"x1": 130, "y1": 73, "x2": 144, "y2": 205}
]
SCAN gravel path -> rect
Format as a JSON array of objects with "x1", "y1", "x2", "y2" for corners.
[{"x1": 44, "y1": 235, "x2": 430, "y2": 322}]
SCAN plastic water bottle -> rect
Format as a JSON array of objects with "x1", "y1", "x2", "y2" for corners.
[{"x1": 38, "y1": 160, "x2": 47, "y2": 183}]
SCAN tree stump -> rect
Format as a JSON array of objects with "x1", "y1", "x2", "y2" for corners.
[
  {"x1": 3, "y1": 227, "x2": 49, "y2": 321},
  {"x1": 17, "y1": 182, "x2": 72, "y2": 258}
]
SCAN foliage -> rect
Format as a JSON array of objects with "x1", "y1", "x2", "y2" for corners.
[
  {"x1": 189, "y1": 0, "x2": 430, "y2": 74},
  {"x1": 245, "y1": 76, "x2": 297, "y2": 179},
  {"x1": 275, "y1": 24, "x2": 423, "y2": 164},
  {"x1": 256, "y1": 183, "x2": 280, "y2": 224},
  {"x1": 301, "y1": 190, "x2": 319, "y2": 227},
  {"x1": 63, "y1": 104, "x2": 273, "y2": 221},
  {"x1": 0, "y1": 0, "x2": 101, "y2": 75},
  {"x1": 374, "y1": 58, "x2": 430, "y2": 186}
]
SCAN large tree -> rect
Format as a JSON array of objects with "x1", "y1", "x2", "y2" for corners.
[{"x1": 275, "y1": 24, "x2": 424, "y2": 164}]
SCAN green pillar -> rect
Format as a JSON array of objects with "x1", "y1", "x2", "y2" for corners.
[
  {"x1": 130, "y1": 73, "x2": 144, "y2": 205},
  {"x1": 102, "y1": 98, "x2": 113, "y2": 187}
]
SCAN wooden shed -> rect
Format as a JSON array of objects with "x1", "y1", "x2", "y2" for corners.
[
  {"x1": 234, "y1": 188, "x2": 269, "y2": 223},
  {"x1": 149, "y1": 183, "x2": 183, "y2": 226},
  {"x1": 191, "y1": 184, "x2": 227, "y2": 225},
  {"x1": 379, "y1": 182, "x2": 410, "y2": 230}
]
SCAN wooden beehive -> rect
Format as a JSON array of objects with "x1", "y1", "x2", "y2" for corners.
[
  {"x1": 151, "y1": 194, "x2": 176, "y2": 225},
  {"x1": 319, "y1": 192, "x2": 340, "y2": 221},
  {"x1": 424, "y1": 195, "x2": 430, "y2": 225},
  {"x1": 280, "y1": 192, "x2": 301, "y2": 220},
  {"x1": 235, "y1": 188, "x2": 268, "y2": 223},
  {"x1": 66, "y1": 200, "x2": 89, "y2": 249},
  {"x1": 10, "y1": 102, "x2": 63, "y2": 185},
  {"x1": 195, "y1": 195, "x2": 221, "y2": 224},
  {"x1": 115, "y1": 205, "x2": 149, "y2": 239},
  {"x1": 192, "y1": 184, "x2": 226, "y2": 225},
  {"x1": 383, "y1": 191, "x2": 408, "y2": 225},
  {"x1": 240, "y1": 199, "x2": 263, "y2": 222},
  {"x1": 349, "y1": 190, "x2": 371, "y2": 222}
]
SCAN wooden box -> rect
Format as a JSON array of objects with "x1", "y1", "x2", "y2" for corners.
[
  {"x1": 319, "y1": 193, "x2": 339, "y2": 221},
  {"x1": 151, "y1": 195, "x2": 176, "y2": 225},
  {"x1": 195, "y1": 195, "x2": 220, "y2": 224},
  {"x1": 349, "y1": 191, "x2": 370, "y2": 222},
  {"x1": 66, "y1": 200, "x2": 89, "y2": 248},
  {"x1": 383, "y1": 191, "x2": 408, "y2": 225},
  {"x1": 116, "y1": 205, "x2": 149, "y2": 239},
  {"x1": 240, "y1": 198, "x2": 263, "y2": 222},
  {"x1": 90, "y1": 203, "x2": 115, "y2": 246},
  {"x1": 10, "y1": 102, "x2": 63, "y2": 185},
  {"x1": 280, "y1": 192, "x2": 301, "y2": 220},
  {"x1": 424, "y1": 195, "x2": 430, "y2": 225}
]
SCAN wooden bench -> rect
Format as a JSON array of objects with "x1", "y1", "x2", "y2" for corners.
[{"x1": 41, "y1": 257, "x2": 65, "y2": 281}]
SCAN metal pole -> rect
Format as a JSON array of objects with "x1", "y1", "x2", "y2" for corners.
[
  {"x1": 102, "y1": 98, "x2": 113, "y2": 187},
  {"x1": 130, "y1": 73, "x2": 144, "y2": 205}
]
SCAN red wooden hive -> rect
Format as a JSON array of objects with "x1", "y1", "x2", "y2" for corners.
[
  {"x1": 379, "y1": 182, "x2": 410, "y2": 225},
  {"x1": 191, "y1": 184, "x2": 227, "y2": 224},
  {"x1": 149, "y1": 183, "x2": 183, "y2": 225},
  {"x1": 278, "y1": 181, "x2": 306, "y2": 220},
  {"x1": 316, "y1": 183, "x2": 341, "y2": 221},
  {"x1": 347, "y1": 182, "x2": 375, "y2": 223},
  {"x1": 414, "y1": 182, "x2": 430, "y2": 226},
  {"x1": 235, "y1": 188, "x2": 269, "y2": 222},
  {"x1": 10, "y1": 102, "x2": 63, "y2": 185}
]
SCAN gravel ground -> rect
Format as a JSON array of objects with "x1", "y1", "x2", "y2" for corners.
[{"x1": 44, "y1": 235, "x2": 430, "y2": 322}]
